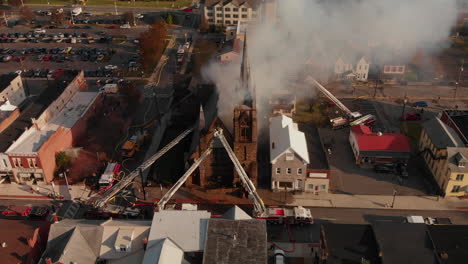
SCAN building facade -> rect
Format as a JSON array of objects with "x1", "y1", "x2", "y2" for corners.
[
  {"x1": 419, "y1": 117, "x2": 468, "y2": 197},
  {"x1": 0, "y1": 73, "x2": 26, "y2": 107},
  {"x1": 349, "y1": 125, "x2": 411, "y2": 165},
  {"x1": 204, "y1": 0, "x2": 259, "y2": 27}
]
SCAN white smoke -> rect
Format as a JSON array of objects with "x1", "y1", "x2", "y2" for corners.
[{"x1": 202, "y1": 0, "x2": 458, "y2": 128}]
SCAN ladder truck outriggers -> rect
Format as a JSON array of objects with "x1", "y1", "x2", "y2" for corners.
[
  {"x1": 156, "y1": 128, "x2": 313, "y2": 225},
  {"x1": 306, "y1": 76, "x2": 376, "y2": 129}
]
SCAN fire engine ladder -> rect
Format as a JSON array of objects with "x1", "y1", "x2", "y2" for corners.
[
  {"x1": 349, "y1": 114, "x2": 376, "y2": 126},
  {"x1": 156, "y1": 129, "x2": 267, "y2": 217},
  {"x1": 93, "y1": 128, "x2": 194, "y2": 208},
  {"x1": 306, "y1": 76, "x2": 362, "y2": 119}
]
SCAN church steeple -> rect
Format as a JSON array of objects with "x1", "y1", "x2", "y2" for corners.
[{"x1": 238, "y1": 33, "x2": 255, "y2": 107}]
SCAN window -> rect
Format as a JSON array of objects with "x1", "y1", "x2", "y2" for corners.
[
  {"x1": 207, "y1": 7, "x2": 213, "y2": 10},
  {"x1": 225, "y1": 20, "x2": 231, "y2": 24},
  {"x1": 233, "y1": 20, "x2": 238, "y2": 24},
  {"x1": 398, "y1": 66, "x2": 404, "y2": 72},
  {"x1": 285, "y1": 153, "x2": 294, "y2": 161},
  {"x1": 297, "y1": 168, "x2": 303, "y2": 175},
  {"x1": 241, "y1": 14, "x2": 247, "y2": 18},
  {"x1": 225, "y1": 14, "x2": 231, "y2": 18},
  {"x1": 216, "y1": 7, "x2": 222, "y2": 11},
  {"x1": 233, "y1": 8, "x2": 238, "y2": 11},
  {"x1": 451, "y1": 185, "x2": 461, "y2": 192},
  {"x1": 217, "y1": 20, "x2": 222, "y2": 23},
  {"x1": 233, "y1": 14, "x2": 239, "y2": 18},
  {"x1": 27, "y1": 158, "x2": 33, "y2": 168},
  {"x1": 208, "y1": 18, "x2": 214, "y2": 22},
  {"x1": 207, "y1": 12, "x2": 213, "y2": 17},
  {"x1": 286, "y1": 168, "x2": 292, "y2": 174},
  {"x1": 276, "y1": 168, "x2": 281, "y2": 174},
  {"x1": 242, "y1": 8, "x2": 247, "y2": 12},
  {"x1": 391, "y1": 66, "x2": 396, "y2": 72},
  {"x1": 225, "y1": 7, "x2": 231, "y2": 11},
  {"x1": 363, "y1": 74, "x2": 366, "y2": 79},
  {"x1": 272, "y1": 142, "x2": 275, "y2": 149},
  {"x1": 279, "y1": 182, "x2": 293, "y2": 188},
  {"x1": 120, "y1": 246, "x2": 126, "y2": 252},
  {"x1": 216, "y1": 13, "x2": 222, "y2": 17},
  {"x1": 456, "y1": 174, "x2": 464, "y2": 181},
  {"x1": 321, "y1": 184, "x2": 326, "y2": 190},
  {"x1": 13, "y1": 158, "x2": 23, "y2": 168},
  {"x1": 307, "y1": 184, "x2": 314, "y2": 189}
]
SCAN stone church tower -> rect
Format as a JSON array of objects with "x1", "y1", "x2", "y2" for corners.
[{"x1": 233, "y1": 35, "x2": 258, "y2": 186}]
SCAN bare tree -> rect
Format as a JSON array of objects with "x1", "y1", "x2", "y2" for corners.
[
  {"x1": 121, "y1": 11, "x2": 134, "y2": 25},
  {"x1": 7, "y1": 0, "x2": 22, "y2": 8},
  {"x1": 138, "y1": 21, "x2": 168, "y2": 71},
  {"x1": 19, "y1": 6, "x2": 34, "y2": 23},
  {"x1": 50, "y1": 8, "x2": 65, "y2": 25}
]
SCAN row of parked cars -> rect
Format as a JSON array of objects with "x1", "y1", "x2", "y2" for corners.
[{"x1": 374, "y1": 163, "x2": 408, "y2": 177}]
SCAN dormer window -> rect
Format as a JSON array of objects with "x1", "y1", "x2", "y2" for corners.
[
  {"x1": 459, "y1": 162, "x2": 465, "y2": 168},
  {"x1": 285, "y1": 152, "x2": 294, "y2": 161}
]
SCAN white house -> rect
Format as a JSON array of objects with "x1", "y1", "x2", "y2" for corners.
[
  {"x1": 204, "y1": 0, "x2": 259, "y2": 27},
  {"x1": 334, "y1": 55, "x2": 370, "y2": 81},
  {"x1": 355, "y1": 57, "x2": 370, "y2": 81},
  {"x1": 334, "y1": 57, "x2": 354, "y2": 75}
]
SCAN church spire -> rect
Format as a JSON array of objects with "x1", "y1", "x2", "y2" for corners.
[{"x1": 238, "y1": 33, "x2": 255, "y2": 107}]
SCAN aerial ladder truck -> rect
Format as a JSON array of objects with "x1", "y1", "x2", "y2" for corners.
[
  {"x1": 156, "y1": 129, "x2": 313, "y2": 224},
  {"x1": 306, "y1": 76, "x2": 376, "y2": 129}
]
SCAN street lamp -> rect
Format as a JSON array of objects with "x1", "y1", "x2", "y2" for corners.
[
  {"x1": 391, "y1": 189, "x2": 397, "y2": 208},
  {"x1": 401, "y1": 98, "x2": 408, "y2": 120}
]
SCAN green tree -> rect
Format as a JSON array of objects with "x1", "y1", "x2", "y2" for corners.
[{"x1": 56, "y1": 152, "x2": 72, "y2": 172}]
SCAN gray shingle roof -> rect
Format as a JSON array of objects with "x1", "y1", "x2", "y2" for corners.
[{"x1": 423, "y1": 117, "x2": 464, "y2": 148}]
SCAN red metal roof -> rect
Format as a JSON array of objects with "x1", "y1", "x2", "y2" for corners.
[{"x1": 351, "y1": 125, "x2": 410, "y2": 152}]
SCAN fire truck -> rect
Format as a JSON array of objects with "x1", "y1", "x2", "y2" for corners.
[
  {"x1": 98, "y1": 163, "x2": 121, "y2": 192},
  {"x1": 307, "y1": 77, "x2": 376, "y2": 129}
]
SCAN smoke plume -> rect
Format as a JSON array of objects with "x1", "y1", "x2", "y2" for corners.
[{"x1": 202, "y1": 0, "x2": 458, "y2": 129}]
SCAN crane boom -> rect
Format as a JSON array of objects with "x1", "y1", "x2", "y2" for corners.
[
  {"x1": 157, "y1": 146, "x2": 213, "y2": 210},
  {"x1": 93, "y1": 127, "x2": 194, "y2": 208},
  {"x1": 306, "y1": 76, "x2": 361, "y2": 118},
  {"x1": 213, "y1": 129, "x2": 267, "y2": 217}
]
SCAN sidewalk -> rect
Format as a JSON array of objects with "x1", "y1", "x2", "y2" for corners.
[
  {"x1": 0, "y1": 183, "x2": 91, "y2": 201},
  {"x1": 142, "y1": 187, "x2": 468, "y2": 211}
]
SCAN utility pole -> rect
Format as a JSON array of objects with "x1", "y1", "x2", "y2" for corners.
[
  {"x1": 114, "y1": 1, "x2": 118, "y2": 16},
  {"x1": 3, "y1": 12, "x2": 8, "y2": 27},
  {"x1": 454, "y1": 59, "x2": 464, "y2": 98},
  {"x1": 20, "y1": 0, "x2": 24, "y2": 7},
  {"x1": 400, "y1": 97, "x2": 408, "y2": 121},
  {"x1": 133, "y1": 0, "x2": 136, "y2": 26},
  {"x1": 391, "y1": 189, "x2": 397, "y2": 208}
]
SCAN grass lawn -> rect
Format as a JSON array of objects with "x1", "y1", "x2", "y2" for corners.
[
  {"x1": 293, "y1": 101, "x2": 328, "y2": 126},
  {"x1": 27, "y1": 0, "x2": 192, "y2": 8}
]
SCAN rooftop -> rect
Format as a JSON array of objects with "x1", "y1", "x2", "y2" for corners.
[
  {"x1": 372, "y1": 222, "x2": 436, "y2": 264},
  {"x1": 0, "y1": 219, "x2": 50, "y2": 264},
  {"x1": 205, "y1": 0, "x2": 260, "y2": 8},
  {"x1": 148, "y1": 210, "x2": 211, "y2": 252},
  {"x1": 270, "y1": 115, "x2": 310, "y2": 164},
  {"x1": 444, "y1": 110, "x2": 468, "y2": 143},
  {"x1": 0, "y1": 71, "x2": 80, "y2": 152},
  {"x1": 351, "y1": 125, "x2": 410, "y2": 152},
  {"x1": 303, "y1": 125, "x2": 330, "y2": 170},
  {"x1": 423, "y1": 117, "x2": 464, "y2": 148},
  {"x1": 0, "y1": 73, "x2": 19, "y2": 93},
  {"x1": 202, "y1": 219, "x2": 267, "y2": 264},
  {"x1": 447, "y1": 147, "x2": 468, "y2": 173},
  {"x1": 321, "y1": 224, "x2": 381, "y2": 264},
  {"x1": 6, "y1": 92, "x2": 98, "y2": 154},
  {"x1": 427, "y1": 225, "x2": 468, "y2": 264}
]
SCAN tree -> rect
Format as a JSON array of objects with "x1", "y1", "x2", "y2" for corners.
[
  {"x1": 51, "y1": 8, "x2": 65, "y2": 24},
  {"x1": 165, "y1": 14, "x2": 174, "y2": 25},
  {"x1": 122, "y1": 11, "x2": 135, "y2": 25},
  {"x1": 7, "y1": 0, "x2": 22, "y2": 8},
  {"x1": 56, "y1": 151, "x2": 72, "y2": 172},
  {"x1": 138, "y1": 21, "x2": 167, "y2": 71},
  {"x1": 120, "y1": 81, "x2": 142, "y2": 112},
  {"x1": 19, "y1": 6, "x2": 34, "y2": 23}
]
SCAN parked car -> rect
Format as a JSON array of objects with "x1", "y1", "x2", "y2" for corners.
[
  {"x1": 401, "y1": 112, "x2": 421, "y2": 121},
  {"x1": 373, "y1": 164, "x2": 395, "y2": 174},
  {"x1": 120, "y1": 23, "x2": 131, "y2": 29},
  {"x1": 136, "y1": 13, "x2": 144, "y2": 19},
  {"x1": 105, "y1": 65, "x2": 118, "y2": 70},
  {"x1": 2, "y1": 55, "x2": 13, "y2": 62},
  {"x1": 412, "y1": 101, "x2": 428, "y2": 107},
  {"x1": 34, "y1": 28, "x2": 46, "y2": 33}
]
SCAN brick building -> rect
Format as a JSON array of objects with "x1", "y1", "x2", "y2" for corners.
[
  {"x1": 188, "y1": 34, "x2": 258, "y2": 187},
  {"x1": 0, "y1": 73, "x2": 27, "y2": 134}
]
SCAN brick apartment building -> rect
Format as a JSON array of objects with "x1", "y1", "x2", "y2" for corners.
[
  {"x1": 0, "y1": 73, "x2": 27, "y2": 133},
  {"x1": 0, "y1": 71, "x2": 100, "y2": 184}
]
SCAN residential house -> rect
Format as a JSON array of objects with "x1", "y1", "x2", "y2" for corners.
[
  {"x1": 0, "y1": 73, "x2": 26, "y2": 133},
  {"x1": 204, "y1": 0, "x2": 260, "y2": 27},
  {"x1": 349, "y1": 125, "x2": 411, "y2": 165},
  {"x1": 0, "y1": 71, "x2": 86, "y2": 183},
  {"x1": 217, "y1": 38, "x2": 243, "y2": 64},
  {"x1": 203, "y1": 212, "x2": 267, "y2": 264},
  {"x1": 334, "y1": 56, "x2": 354, "y2": 76},
  {"x1": 0, "y1": 219, "x2": 50, "y2": 264},
  {"x1": 419, "y1": 116, "x2": 468, "y2": 196},
  {"x1": 382, "y1": 64, "x2": 406, "y2": 76},
  {"x1": 355, "y1": 57, "x2": 370, "y2": 81},
  {"x1": 270, "y1": 115, "x2": 310, "y2": 191},
  {"x1": 270, "y1": 90, "x2": 296, "y2": 117},
  {"x1": 39, "y1": 219, "x2": 152, "y2": 264}
]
